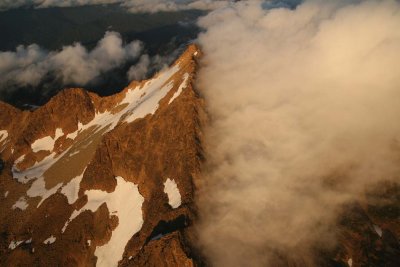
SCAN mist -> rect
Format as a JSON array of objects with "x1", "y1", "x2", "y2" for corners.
[{"x1": 196, "y1": 0, "x2": 400, "y2": 266}]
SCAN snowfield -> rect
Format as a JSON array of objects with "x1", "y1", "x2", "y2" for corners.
[{"x1": 164, "y1": 178, "x2": 182, "y2": 209}]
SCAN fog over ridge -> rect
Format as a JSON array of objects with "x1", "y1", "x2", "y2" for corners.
[{"x1": 195, "y1": 0, "x2": 400, "y2": 266}]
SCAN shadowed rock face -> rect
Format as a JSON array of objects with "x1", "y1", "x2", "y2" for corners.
[{"x1": 0, "y1": 44, "x2": 206, "y2": 267}]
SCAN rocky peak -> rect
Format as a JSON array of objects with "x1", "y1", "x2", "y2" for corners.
[{"x1": 0, "y1": 44, "x2": 205, "y2": 267}]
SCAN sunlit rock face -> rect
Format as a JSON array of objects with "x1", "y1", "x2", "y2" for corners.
[{"x1": 0, "y1": 44, "x2": 206, "y2": 267}]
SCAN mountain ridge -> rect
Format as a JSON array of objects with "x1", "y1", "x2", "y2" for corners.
[{"x1": 0, "y1": 44, "x2": 206, "y2": 267}]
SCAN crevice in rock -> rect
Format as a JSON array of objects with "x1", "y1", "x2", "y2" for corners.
[
  {"x1": 0, "y1": 158, "x2": 4, "y2": 174},
  {"x1": 146, "y1": 214, "x2": 190, "y2": 243}
]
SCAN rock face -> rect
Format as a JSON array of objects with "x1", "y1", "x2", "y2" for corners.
[{"x1": 0, "y1": 44, "x2": 206, "y2": 267}]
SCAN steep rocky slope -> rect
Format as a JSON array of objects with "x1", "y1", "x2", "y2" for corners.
[
  {"x1": 0, "y1": 44, "x2": 206, "y2": 267},
  {"x1": 1, "y1": 43, "x2": 399, "y2": 267}
]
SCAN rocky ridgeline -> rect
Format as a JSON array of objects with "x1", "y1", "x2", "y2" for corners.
[{"x1": 0, "y1": 44, "x2": 206, "y2": 267}]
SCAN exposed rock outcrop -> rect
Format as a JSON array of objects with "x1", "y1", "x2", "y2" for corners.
[{"x1": 0, "y1": 44, "x2": 205, "y2": 267}]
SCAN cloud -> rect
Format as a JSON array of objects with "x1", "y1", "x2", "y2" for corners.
[
  {"x1": 0, "y1": 0, "x2": 122, "y2": 10},
  {"x1": 127, "y1": 48, "x2": 181, "y2": 80},
  {"x1": 127, "y1": 54, "x2": 150, "y2": 80},
  {"x1": 122, "y1": 0, "x2": 230, "y2": 13},
  {"x1": 196, "y1": 0, "x2": 400, "y2": 266},
  {"x1": 0, "y1": 0, "x2": 230, "y2": 12},
  {"x1": 0, "y1": 31, "x2": 143, "y2": 89}
]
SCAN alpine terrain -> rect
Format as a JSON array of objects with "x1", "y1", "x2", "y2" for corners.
[{"x1": 0, "y1": 45, "x2": 205, "y2": 267}]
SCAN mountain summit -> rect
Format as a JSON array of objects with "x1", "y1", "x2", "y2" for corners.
[{"x1": 0, "y1": 44, "x2": 205, "y2": 267}]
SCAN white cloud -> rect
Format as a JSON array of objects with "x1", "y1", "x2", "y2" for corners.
[
  {"x1": 0, "y1": 31, "x2": 143, "y2": 88},
  {"x1": 0, "y1": 0, "x2": 231, "y2": 11},
  {"x1": 127, "y1": 54, "x2": 150, "y2": 81},
  {"x1": 0, "y1": 0, "x2": 123, "y2": 10},
  {"x1": 196, "y1": 0, "x2": 400, "y2": 266},
  {"x1": 122, "y1": 0, "x2": 230, "y2": 13}
]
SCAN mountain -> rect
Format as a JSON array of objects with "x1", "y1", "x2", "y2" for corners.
[
  {"x1": 1, "y1": 44, "x2": 400, "y2": 267},
  {"x1": 0, "y1": 44, "x2": 206, "y2": 266}
]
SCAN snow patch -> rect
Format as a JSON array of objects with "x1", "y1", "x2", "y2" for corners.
[
  {"x1": 348, "y1": 258, "x2": 352, "y2": 266},
  {"x1": 373, "y1": 224, "x2": 383, "y2": 237},
  {"x1": 122, "y1": 64, "x2": 180, "y2": 123},
  {"x1": 164, "y1": 178, "x2": 181, "y2": 209},
  {"x1": 63, "y1": 176, "x2": 144, "y2": 267},
  {"x1": 12, "y1": 196, "x2": 29, "y2": 210},
  {"x1": 27, "y1": 178, "x2": 63, "y2": 207},
  {"x1": 14, "y1": 154, "x2": 25, "y2": 165},
  {"x1": 43, "y1": 235, "x2": 56, "y2": 244},
  {"x1": 0, "y1": 130, "x2": 8, "y2": 143},
  {"x1": 23, "y1": 164, "x2": 86, "y2": 207},
  {"x1": 60, "y1": 171, "x2": 85, "y2": 204},
  {"x1": 66, "y1": 130, "x2": 79, "y2": 140},
  {"x1": 54, "y1": 128, "x2": 64, "y2": 139},
  {"x1": 13, "y1": 152, "x2": 57, "y2": 184},
  {"x1": 4, "y1": 191, "x2": 9, "y2": 198},
  {"x1": 31, "y1": 136, "x2": 55, "y2": 153},
  {"x1": 8, "y1": 240, "x2": 24, "y2": 250},
  {"x1": 69, "y1": 150, "x2": 80, "y2": 157},
  {"x1": 31, "y1": 128, "x2": 64, "y2": 153},
  {"x1": 168, "y1": 73, "x2": 190, "y2": 104}
]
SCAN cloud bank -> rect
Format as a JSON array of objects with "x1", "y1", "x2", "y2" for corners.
[
  {"x1": 0, "y1": 0, "x2": 122, "y2": 10},
  {"x1": 0, "y1": 31, "x2": 144, "y2": 89},
  {"x1": 0, "y1": 0, "x2": 230, "y2": 12},
  {"x1": 122, "y1": 0, "x2": 229, "y2": 13},
  {"x1": 196, "y1": 0, "x2": 400, "y2": 266}
]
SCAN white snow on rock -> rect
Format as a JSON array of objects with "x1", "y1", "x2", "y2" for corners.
[
  {"x1": 8, "y1": 240, "x2": 24, "y2": 250},
  {"x1": 121, "y1": 64, "x2": 180, "y2": 123},
  {"x1": 14, "y1": 154, "x2": 25, "y2": 165},
  {"x1": 62, "y1": 176, "x2": 144, "y2": 267},
  {"x1": 28, "y1": 178, "x2": 63, "y2": 207},
  {"x1": 373, "y1": 224, "x2": 383, "y2": 237},
  {"x1": 4, "y1": 191, "x2": 9, "y2": 198},
  {"x1": 66, "y1": 123, "x2": 82, "y2": 140},
  {"x1": 31, "y1": 136, "x2": 55, "y2": 153},
  {"x1": 13, "y1": 152, "x2": 58, "y2": 184},
  {"x1": 12, "y1": 63, "x2": 182, "y2": 210},
  {"x1": 31, "y1": 128, "x2": 64, "y2": 153},
  {"x1": 0, "y1": 130, "x2": 8, "y2": 143},
  {"x1": 69, "y1": 150, "x2": 80, "y2": 157},
  {"x1": 12, "y1": 196, "x2": 29, "y2": 210},
  {"x1": 43, "y1": 235, "x2": 56, "y2": 244},
  {"x1": 348, "y1": 258, "x2": 352, "y2": 266},
  {"x1": 164, "y1": 178, "x2": 181, "y2": 209},
  {"x1": 169, "y1": 73, "x2": 190, "y2": 104},
  {"x1": 24, "y1": 165, "x2": 86, "y2": 207},
  {"x1": 62, "y1": 63, "x2": 181, "y2": 141},
  {"x1": 60, "y1": 170, "x2": 86, "y2": 204},
  {"x1": 54, "y1": 128, "x2": 64, "y2": 139}
]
